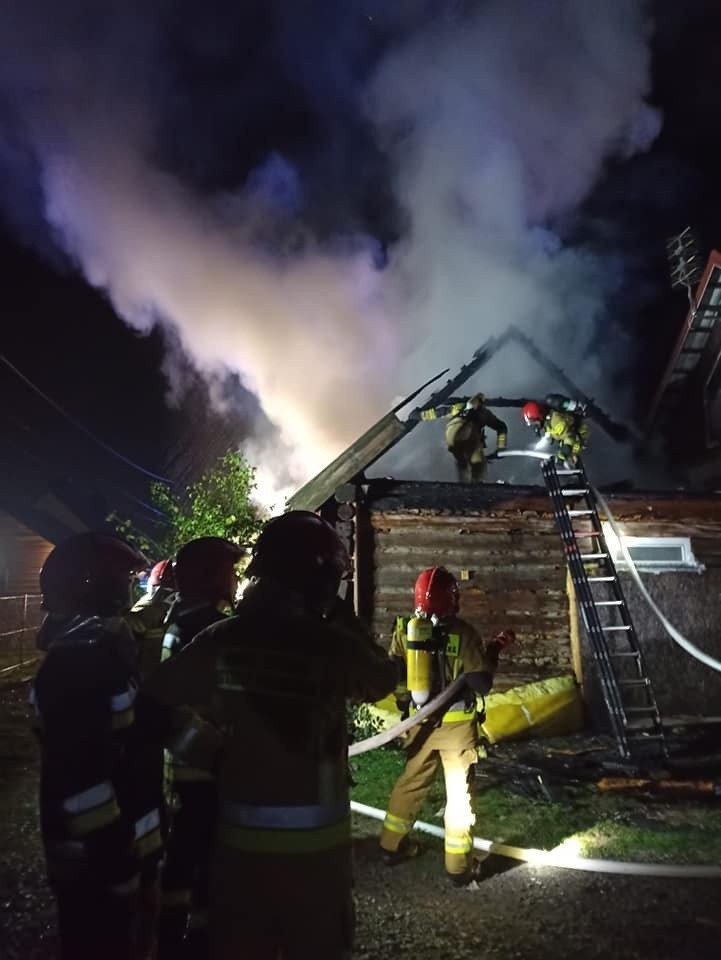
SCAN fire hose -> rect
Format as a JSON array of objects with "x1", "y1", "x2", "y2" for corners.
[
  {"x1": 593, "y1": 486, "x2": 721, "y2": 675},
  {"x1": 348, "y1": 675, "x2": 467, "y2": 756},
  {"x1": 348, "y1": 801, "x2": 721, "y2": 878},
  {"x1": 348, "y1": 679, "x2": 721, "y2": 877},
  {"x1": 495, "y1": 448, "x2": 721, "y2": 674},
  {"x1": 346, "y1": 448, "x2": 721, "y2": 877}
]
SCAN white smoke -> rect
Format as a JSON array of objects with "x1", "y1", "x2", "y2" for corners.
[
  {"x1": 0, "y1": 1, "x2": 661, "y2": 501},
  {"x1": 371, "y1": 0, "x2": 659, "y2": 393},
  {"x1": 367, "y1": 0, "x2": 660, "y2": 481}
]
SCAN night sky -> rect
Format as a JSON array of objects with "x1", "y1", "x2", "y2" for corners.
[{"x1": 1, "y1": 1, "x2": 721, "y2": 534}]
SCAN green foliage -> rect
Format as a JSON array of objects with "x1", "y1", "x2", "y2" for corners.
[
  {"x1": 109, "y1": 449, "x2": 264, "y2": 559},
  {"x1": 347, "y1": 702, "x2": 386, "y2": 744},
  {"x1": 349, "y1": 751, "x2": 721, "y2": 864},
  {"x1": 350, "y1": 748, "x2": 405, "y2": 808}
]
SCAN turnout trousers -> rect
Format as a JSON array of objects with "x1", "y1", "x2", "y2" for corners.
[
  {"x1": 158, "y1": 780, "x2": 217, "y2": 958},
  {"x1": 380, "y1": 719, "x2": 478, "y2": 876},
  {"x1": 52, "y1": 875, "x2": 138, "y2": 960},
  {"x1": 445, "y1": 419, "x2": 487, "y2": 482},
  {"x1": 208, "y1": 841, "x2": 354, "y2": 959}
]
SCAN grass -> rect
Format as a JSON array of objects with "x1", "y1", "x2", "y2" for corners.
[{"x1": 350, "y1": 747, "x2": 721, "y2": 865}]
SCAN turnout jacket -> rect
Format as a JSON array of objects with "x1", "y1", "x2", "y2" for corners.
[
  {"x1": 160, "y1": 597, "x2": 228, "y2": 785},
  {"x1": 31, "y1": 615, "x2": 161, "y2": 887},
  {"x1": 126, "y1": 588, "x2": 175, "y2": 680},
  {"x1": 421, "y1": 397, "x2": 508, "y2": 447},
  {"x1": 142, "y1": 583, "x2": 397, "y2": 855}
]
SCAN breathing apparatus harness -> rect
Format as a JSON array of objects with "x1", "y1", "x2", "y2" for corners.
[{"x1": 406, "y1": 614, "x2": 481, "y2": 727}]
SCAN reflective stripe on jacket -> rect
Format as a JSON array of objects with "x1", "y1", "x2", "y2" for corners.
[{"x1": 142, "y1": 583, "x2": 397, "y2": 859}]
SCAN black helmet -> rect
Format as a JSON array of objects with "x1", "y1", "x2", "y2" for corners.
[
  {"x1": 40, "y1": 532, "x2": 148, "y2": 616},
  {"x1": 247, "y1": 511, "x2": 349, "y2": 614},
  {"x1": 174, "y1": 537, "x2": 245, "y2": 602}
]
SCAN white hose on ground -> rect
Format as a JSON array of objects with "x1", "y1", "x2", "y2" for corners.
[
  {"x1": 593, "y1": 487, "x2": 721, "y2": 676},
  {"x1": 348, "y1": 676, "x2": 467, "y2": 757},
  {"x1": 350, "y1": 800, "x2": 721, "y2": 878}
]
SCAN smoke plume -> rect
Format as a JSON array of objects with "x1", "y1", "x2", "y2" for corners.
[{"x1": 0, "y1": 1, "x2": 660, "y2": 500}]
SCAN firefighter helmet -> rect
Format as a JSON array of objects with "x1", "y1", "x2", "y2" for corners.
[
  {"x1": 247, "y1": 510, "x2": 350, "y2": 614},
  {"x1": 147, "y1": 559, "x2": 173, "y2": 592},
  {"x1": 174, "y1": 537, "x2": 245, "y2": 602},
  {"x1": 522, "y1": 400, "x2": 546, "y2": 426},
  {"x1": 40, "y1": 532, "x2": 148, "y2": 616},
  {"x1": 414, "y1": 567, "x2": 459, "y2": 620}
]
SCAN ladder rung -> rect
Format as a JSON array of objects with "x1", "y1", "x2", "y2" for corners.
[
  {"x1": 567, "y1": 510, "x2": 594, "y2": 517},
  {"x1": 581, "y1": 553, "x2": 608, "y2": 560},
  {"x1": 619, "y1": 678, "x2": 649, "y2": 686},
  {"x1": 561, "y1": 488, "x2": 589, "y2": 496},
  {"x1": 610, "y1": 651, "x2": 640, "y2": 657},
  {"x1": 626, "y1": 732, "x2": 665, "y2": 741},
  {"x1": 556, "y1": 469, "x2": 583, "y2": 476},
  {"x1": 624, "y1": 706, "x2": 659, "y2": 714},
  {"x1": 602, "y1": 625, "x2": 631, "y2": 632},
  {"x1": 573, "y1": 531, "x2": 598, "y2": 539},
  {"x1": 594, "y1": 600, "x2": 623, "y2": 606},
  {"x1": 588, "y1": 576, "x2": 616, "y2": 582}
]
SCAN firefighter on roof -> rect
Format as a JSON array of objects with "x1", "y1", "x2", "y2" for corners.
[
  {"x1": 141, "y1": 510, "x2": 397, "y2": 959},
  {"x1": 31, "y1": 532, "x2": 158, "y2": 960},
  {"x1": 379, "y1": 567, "x2": 514, "y2": 886},
  {"x1": 156, "y1": 536, "x2": 244, "y2": 960},
  {"x1": 420, "y1": 392, "x2": 507, "y2": 482},
  {"x1": 522, "y1": 393, "x2": 590, "y2": 464}
]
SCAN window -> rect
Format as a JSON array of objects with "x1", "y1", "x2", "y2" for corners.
[{"x1": 601, "y1": 524, "x2": 704, "y2": 574}]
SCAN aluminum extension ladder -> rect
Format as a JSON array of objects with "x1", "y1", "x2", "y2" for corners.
[{"x1": 542, "y1": 457, "x2": 667, "y2": 760}]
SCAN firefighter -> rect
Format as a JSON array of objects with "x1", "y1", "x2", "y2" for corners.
[
  {"x1": 420, "y1": 392, "x2": 507, "y2": 482},
  {"x1": 123, "y1": 558, "x2": 177, "y2": 957},
  {"x1": 126, "y1": 559, "x2": 176, "y2": 679},
  {"x1": 522, "y1": 393, "x2": 590, "y2": 464},
  {"x1": 156, "y1": 536, "x2": 244, "y2": 960},
  {"x1": 379, "y1": 567, "x2": 513, "y2": 886},
  {"x1": 141, "y1": 510, "x2": 397, "y2": 959},
  {"x1": 31, "y1": 532, "x2": 159, "y2": 960}
]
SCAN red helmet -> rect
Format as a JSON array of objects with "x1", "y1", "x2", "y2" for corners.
[
  {"x1": 522, "y1": 400, "x2": 546, "y2": 426},
  {"x1": 174, "y1": 537, "x2": 245, "y2": 602},
  {"x1": 414, "y1": 567, "x2": 459, "y2": 620},
  {"x1": 40, "y1": 532, "x2": 147, "y2": 616},
  {"x1": 247, "y1": 510, "x2": 350, "y2": 614},
  {"x1": 148, "y1": 559, "x2": 174, "y2": 591}
]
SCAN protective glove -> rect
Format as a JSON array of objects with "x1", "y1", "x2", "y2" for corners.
[
  {"x1": 497, "y1": 433, "x2": 507, "y2": 450},
  {"x1": 420, "y1": 408, "x2": 437, "y2": 421},
  {"x1": 395, "y1": 693, "x2": 411, "y2": 721},
  {"x1": 492, "y1": 628, "x2": 517, "y2": 649}
]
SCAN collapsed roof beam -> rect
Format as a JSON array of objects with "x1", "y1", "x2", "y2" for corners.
[{"x1": 287, "y1": 324, "x2": 632, "y2": 512}]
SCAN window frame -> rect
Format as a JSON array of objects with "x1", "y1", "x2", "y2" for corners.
[{"x1": 600, "y1": 525, "x2": 705, "y2": 574}]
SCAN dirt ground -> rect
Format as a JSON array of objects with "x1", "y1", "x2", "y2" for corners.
[{"x1": 2, "y1": 677, "x2": 720, "y2": 960}]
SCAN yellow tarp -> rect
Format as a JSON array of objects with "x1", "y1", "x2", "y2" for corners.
[
  {"x1": 479, "y1": 675, "x2": 584, "y2": 743},
  {"x1": 369, "y1": 675, "x2": 584, "y2": 744}
]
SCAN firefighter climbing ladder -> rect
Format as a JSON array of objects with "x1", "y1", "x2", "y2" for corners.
[{"x1": 542, "y1": 457, "x2": 667, "y2": 761}]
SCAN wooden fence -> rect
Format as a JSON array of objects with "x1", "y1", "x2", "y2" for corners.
[{"x1": 0, "y1": 594, "x2": 43, "y2": 675}]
